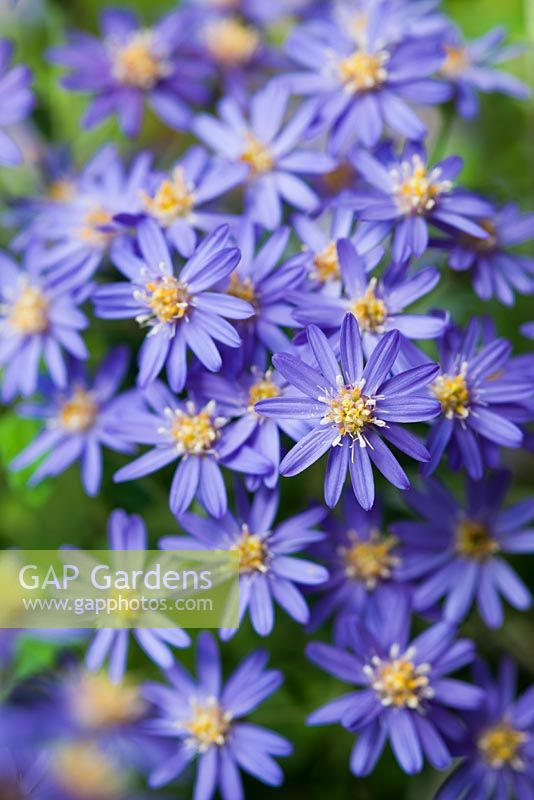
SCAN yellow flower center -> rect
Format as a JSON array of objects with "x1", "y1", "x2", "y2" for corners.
[
  {"x1": 248, "y1": 372, "x2": 281, "y2": 410},
  {"x1": 311, "y1": 241, "x2": 340, "y2": 283},
  {"x1": 441, "y1": 44, "x2": 471, "y2": 77},
  {"x1": 59, "y1": 389, "x2": 99, "y2": 433},
  {"x1": 392, "y1": 155, "x2": 452, "y2": 215},
  {"x1": 110, "y1": 30, "x2": 169, "y2": 90},
  {"x1": 338, "y1": 50, "x2": 388, "y2": 92},
  {"x1": 322, "y1": 162, "x2": 355, "y2": 193},
  {"x1": 167, "y1": 402, "x2": 223, "y2": 455},
  {"x1": 432, "y1": 366, "x2": 470, "y2": 419},
  {"x1": 351, "y1": 278, "x2": 388, "y2": 332},
  {"x1": 342, "y1": 531, "x2": 399, "y2": 589},
  {"x1": 227, "y1": 272, "x2": 258, "y2": 307},
  {"x1": 141, "y1": 167, "x2": 196, "y2": 225},
  {"x1": 456, "y1": 519, "x2": 499, "y2": 561},
  {"x1": 144, "y1": 276, "x2": 191, "y2": 324},
  {"x1": 232, "y1": 524, "x2": 268, "y2": 573},
  {"x1": 54, "y1": 742, "x2": 126, "y2": 800},
  {"x1": 78, "y1": 207, "x2": 114, "y2": 246},
  {"x1": 47, "y1": 179, "x2": 76, "y2": 203},
  {"x1": 70, "y1": 672, "x2": 146, "y2": 729},
  {"x1": 8, "y1": 286, "x2": 49, "y2": 334},
  {"x1": 460, "y1": 219, "x2": 498, "y2": 254},
  {"x1": 240, "y1": 134, "x2": 274, "y2": 175},
  {"x1": 478, "y1": 722, "x2": 527, "y2": 770},
  {"x1": 368, "y1": 645, "x2": 433, "y2": 709},
  {"x1": 205, "y1": 18, "x2": 260, "y2": 65},
  {"x1": 186, "y1": 699, "x2": 232, "y2": 752},
  {"x1": 322, "y1": 381, "x2": 381, "y2": 446}
]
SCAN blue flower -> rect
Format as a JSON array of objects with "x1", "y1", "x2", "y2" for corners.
[
  {"x1": 86, "y1": 509, "x2": 190, "y2": 681},
  {"x1": 436, "y1": 659, "x2": 534, "y2": 800},
  {"x1": 10, "y1": 348, "x2": 134, "y2": 496},
  {"x1": 144, "y1": 632, "x2": 292, "y2": 795},
  {"x1": 48, "y1": 8, "x2": 210, "y2": 136},
  {"x1": 94, "y1": 222, "x2": 253, "y2": 392},
  {"x1": 0, "y1": 38, "x2": 33, "y2": 166},
  {"x1": 307, "y1": 595, "x2": 484, "y2": 775},
  {"x1": 391, "y1": 471, "x2": 534, "y2": 628},
  {"x1": 161, "y1": 486, "x2": 327, "y2": 637},
  {"x1": 194, "y1": 82, "x2": 335, "y2": 228},
  {"x1": 112, "y1": 380, "x2": 272, "y2": 517},
  {"x1": 0, "y1": 250, "x2": 89, "y2": 402},
  {"x1": 257, "y1": 313, "x2": 439, "y2": 509},
  {"x1": 349, "y1": 142, "x2": 494, "y2": 262}
]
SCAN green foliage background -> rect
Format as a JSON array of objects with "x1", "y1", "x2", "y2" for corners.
[{"x1": 0, "y1": 0, "x2": 532, "y2": 797}]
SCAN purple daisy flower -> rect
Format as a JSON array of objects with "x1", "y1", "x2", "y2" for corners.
[
  {"x1": 348, "y1": 142, "x2": 494, "y2": 262},
  {"x1": 48, "y1": 8, "x2": 210, "y2": 136},
  {"x1": 309, "y1": 490, "x2": 409, "y2": 634},
  {"x1": 293, "y1": 239, "x2": 446, "y2": 366},
  {"x1": 10, "y1": 348, "x2": 134, "y2": 496},
  {"x1": 86, "y1": 509, "x2": 191, "y2": 682},
  {"x1": 144, "y1": 631, "x2": 292, "y2": 795},
  {"x1": 194, "y1": 82, "x2": 335, "y2": 229},
  {"x1": 391, "y1": 471, "x2": 534, "y2": 628},
  {"x1": 117, "y1": 146, "x2": 247, "y2": 259},
  {"x1": 436, "y1": 658, "x2": 534, "y2": 800},
  {"x1": 18, "y1": 145, "x2": 152, "y2": 291},
  {"x1": 423, "y1": 318, "x2": 529, "y2": 479},
  {"x1": 307, "y1": 595, "x2": 484, "y2": 775},
  {"x1": 0, "y1": 38, "x2": 34, "y2": 166},
  {"x1": 94, "y1": 221, "x2": 253, "y2": 392},
  {"x1": 334, "y1": 0, "x2": 449, "y2": 46},
  {"x1": 256, "y1": 313, "x2": 440, "y2": 510},
  {"x1": 161, "y1": 486, "x2": 327, "y2": 637},
  {"x1": 112, "y1": 380, "x2": 272, "y2": 517},
  {"x1": 439, "y1": 25, "x2": 530, "y2": 118},
  {"x1": 283, "y1": 4, "x2": 451, "y2": 155},
  {"x1": 0, "y1": 250, "x2": 89, "y2": 402},
  {"x1": 433, "y1": 203, "x2": 534, "y2": 306}
]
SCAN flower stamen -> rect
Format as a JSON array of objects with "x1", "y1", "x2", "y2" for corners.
[
  {"x1": 232, "y1": 523, "x2": 269, "y2": 574},
  {"x1": 456, "y1": 519, "x2": 499, "y2": 560},
  {"x1": 240, "y1": 134, "x2": 274, "y2": 175},
  {"x1": 391, "y1": 155, "x2": 452, "y2": 215},
  {"x1": 338, "y1": 49, "x2": 388, "y2": 92},
  {"x1": 366, "y1": 644, "x2": 434, "y2": 710},
  {"x1": 141, "y1": 167, "x2": 196, "y2": 225},
  {"x1": 341, "y1": 530, "x2": 399, "y2": 589},
  {"x1": 248, "y1": 370, "x2": 281, "y2": 412},
  {"x1": 8, "y1": 286, "x2": 49, "y2": 334},
  {"x1": 311, "y1": 241, "x2": 340, "y2": 283},
  {"x1": 321, "y1": 378, "x2": 383, "y2": 447},
  {"x1": 110, "y1": 30, "x2": 171, "y2": 90},
  {"x1": 185, "y1": 698, "x2": 232, "y2": 752},
  {"x1": 205, "y1": 18, "x2": 260, "y2": 66},
  {"x1": 59, "y1": 389, "x2": 99, "y2": 433},
  {"x1": 351, "y1": 278, "x2": 388, "y2": 333},
  {"x1": 165, "y1": 401, "x2": 224, "y2": 455},
  {"x1": 432, "y1": 364, "x2": 470, "y2": 419},
  {"x1": 478, "y1": 722, "x2": 527, "y2": 770}
]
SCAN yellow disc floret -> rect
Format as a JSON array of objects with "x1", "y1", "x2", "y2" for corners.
[
  {"x1": 232, "y1": 524, "x2": 268, "y2": 573},
  {"x1": 432, "y1": 365, "x2": 470, "y2": 419},
  {"x1": 110, "y1": 30, "x2": 170, "y2": 90},
  {"x1": 8, "y1": 286, "x2": 49, "y2": 334},
  {"x1": 391, "y1": 155, "x2": 452, "y2": 216},
  {"x1": 478, "y1": 722, "x2": 527, "y2": 770},
  {"x1": 342, "y1": 530, "x2": 399, "y2": 589},
  {"x1": 141, "y1": 167, "x2": 196, "y2": 225},
  {"x1": 456, "y1": 519, "x2": 499, "y2": 561},
  {"x1": 351, "y1": 278, "x2": 388, "y2": 333},
  {"x1": 205, "y1": 18, "x2": 260, "y2": 66},
  {"x1": 70, "y1": 671, "x2": 146, "y2": 729},
  {"x1": 78, "y1": 207, "x2": 114, "y2": 247},
  {"x1": 143, "y1": 275, "x2": 191, "y2": 324},
  {"x1": 366, "y1": 644, "x2": 434, "y2": 709},
  {"x1": 185, "y1": 698, "x2": 232, "y2": 752},
  {"x1": 227, "y1": 272, "x2": 258, "y2": 307},
  {"x1": 54, "y1": 742, "x2": 126, "y2": 800},
  {"x1": 240, "y1": 134, "x2": 274, "y2": 175},
  {"x1": 311, "y1": 241, "x2": 341, "y2": 283},
  {"x1": 248, "y1": 370, "x2": 281, "y2": 411},
  {"x1": 441, "y1": 44, "x2": 470, "y2": 78},
  {"x1": 59, "y1": 389, "x2": 99, "y2": 433},
  {"x1": 338, "y1": 50, "x2": 388, "y2": 92},
  {"x1": 166, "y1": 401, "x2": 225, "y2": 455},
  {"x1": 322, "y1": 378, "x2": 383, "y2": 447}
]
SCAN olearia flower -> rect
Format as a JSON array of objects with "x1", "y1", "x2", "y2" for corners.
[
  {"x1": 293, "y1": 238, "x2": 446, "y2": 366},
  {"x1": 0, "y1": 250, "x2": 89, "y2": 402},
  {"x1": 10, "y1": 348, "x2": 134, "y2": 496},
  {"x1": 112, "y1": 380, "x2": 272, "y2": 517},
  {"x1": 391, "y1": 471, "x2": 534, "y2": 628},
  {"x1": 439, "y1": 25, "x2": 530, "y2": 118},
  {"x1": 48, "y1": 8, "x2": 210, "y2": 136},
  {"x1": 194, "y1": 82, "x2": 336, "y2": 229},
  {"x1": 307, "y1": 596, "x2": 484, "y2": 776},
  {"x1": 85, "y1": 509, "x2": 190, "y2": 681},
  {"x1": 349, "y1": 142, "x2": 494, "y2": 262},
  {"x1": 144, "y1": 632, "x2": 292, "y2": 796},
  {"x1": 161, "y1": 486, "x2": 327, "y2": 637},
  {"x1": 94, "y1": 221, "x2": 253, "y2": 392},
  {"x1": 0, "y1": 39, "x2": 34, "y2": 166},
  {"x1": 436, "y1": 659, "x2": 534, "y2": 800},
  {"x1": 257, "y1": 313, "x2": 440, "y2": 510}
]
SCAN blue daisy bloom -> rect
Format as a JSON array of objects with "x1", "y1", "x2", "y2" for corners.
[
  {"x1": 432, "y1": 203, "x2": 534, "y2": 306},
  {"x1": 48, "y1": 7, "x2": 210, "y2": 136},
  {"x1": 439, "y1": 25, "x2": 530, "y2": 118},
  {"x1": 348, "y1": 142, "x2": 494, "y2": 262},
  {"x1": 309, "y1": 490, "x2": 409, "y2": 634},
  {"x1": 144, "y1": 631, "x2": 292, "y2": 795},
  {"x1": 436, "y1": 658, "x2": 534, "y2": 800},
  {"x1": 307, "y1": 595, "x2": 484, "y2": 776},
  {"x1": 422, "y1": 318, "x2": 530, "y2": 479},
  {"x1": 161, "y1": 486, "x2": 327, "y2": 637},
  {"x1": 256, "y1": 313, "x2": 440, "y2": 510},
  {"x1": 283, "y1": 3, "x2": 451, "y2": 155},
  {"x1": 94, "y1": 221, "x2": 253, "y2": 392},
  {"x1": 112, "y1": 380, "x2": 272, "y2": 517},
  {"x1": 0, "y1": 38, "x2": 34, "y2": 166},
  {"x1": 194, "y1": 82, "x2": 336, "y2": 229},
  {"x1": 0, "y1": 250, "x2": 89, "y2": 402},
  {"x1": 85, "y1": 509, "x2": 191, "y2": 682},
  {"x1": 391, "y1": 471, "x2": 534, "y2": 628},
  {"x1": 293, "y1": 238, "x2": 446, "y2": 367},
  {"x1": 10, "y1": 348, "x2": 135, "y2": 496}
]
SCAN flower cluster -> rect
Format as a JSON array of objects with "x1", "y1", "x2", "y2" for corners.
[{"x1": 0, "y1": 1, "x2": 532, "y2": 799}]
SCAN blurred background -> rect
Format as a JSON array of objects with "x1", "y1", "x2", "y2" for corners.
[{"x1": 0, "y1": 0, "x2": 532, "y2": 797}]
